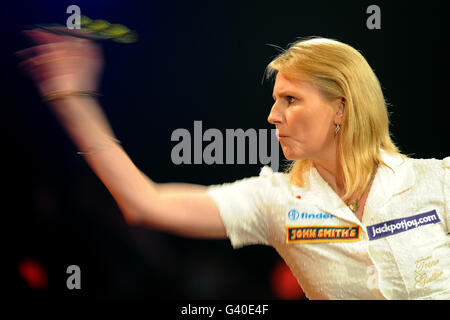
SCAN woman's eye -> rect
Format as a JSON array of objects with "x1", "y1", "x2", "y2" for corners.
[{"x1": 287, "y1": 96, "x2": 296, "y2": 104}]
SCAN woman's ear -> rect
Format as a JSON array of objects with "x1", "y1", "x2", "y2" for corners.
[{"x1": 334, "y1": 97, "x2": 345, "y2": 125}]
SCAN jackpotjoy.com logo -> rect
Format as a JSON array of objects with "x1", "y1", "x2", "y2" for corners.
[{"x1": 171, "y1": 121, "x2": 280, "y2": 172}]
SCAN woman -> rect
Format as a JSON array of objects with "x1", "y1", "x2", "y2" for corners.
[{"x1": 16, "y1": 30, "x2": 449, "y2": 299}]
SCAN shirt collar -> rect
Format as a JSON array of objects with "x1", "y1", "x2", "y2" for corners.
[
  {"x1": 306, "y1": 149, "x2": 415, "y2": 225},
  {"x1": 368, "y1": 149, "x2": 415, "y2": 207}
]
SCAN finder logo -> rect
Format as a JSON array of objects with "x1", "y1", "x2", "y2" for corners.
[
  {"x1": 288, "y1": 209, "x2": 300, "y2": 221},
  {"x1": 288, "y1": 210, "x2": 335, "y2": 221}
]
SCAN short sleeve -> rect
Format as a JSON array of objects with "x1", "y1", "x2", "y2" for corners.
[
  {"x1": 443, "y1": 157, "x2": 450, "y2": 233},
  {"x1": 206, "y1": 166, "x2": 275, "y2": 249}
]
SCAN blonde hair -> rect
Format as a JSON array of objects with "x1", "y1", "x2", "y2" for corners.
[{"x1": 265, "y1": 36, "x2": 405, "y2": 202}]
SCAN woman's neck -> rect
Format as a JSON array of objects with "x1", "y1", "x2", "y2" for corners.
[{"x1": 313, "y1": 159, "x2": 345, "y2": 197}]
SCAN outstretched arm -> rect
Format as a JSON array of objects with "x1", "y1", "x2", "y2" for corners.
[
  {"x1": 17, "y1": 28, "x2": 226, "y2": 239},
  {"x1": 51, "y1": 96, "x2": 226, "y2": 238}
]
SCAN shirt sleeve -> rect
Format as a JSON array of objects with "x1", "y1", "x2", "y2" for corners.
[
  {"x1": 206, "y1": 166, "x2": 275, "y2": 249},
  {"x1": 443, "y1": 157, "x2": 450, "y2": 234}
]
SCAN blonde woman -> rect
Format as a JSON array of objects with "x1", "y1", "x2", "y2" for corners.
[{"x1": 17, "y1": 30, "x2": 449, "y2": 300}]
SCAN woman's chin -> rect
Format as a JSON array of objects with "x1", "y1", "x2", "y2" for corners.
[
  {"x1": 282, "y1": 149, "x2": 308, "y2": 161},
  {"x1": 282, "y1": 151, "x2": 302, "y2": 161}
]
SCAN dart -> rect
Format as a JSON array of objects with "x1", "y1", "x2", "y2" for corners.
[{"x1": 27, "y1": 14, "x2": 138, "y2": 43}]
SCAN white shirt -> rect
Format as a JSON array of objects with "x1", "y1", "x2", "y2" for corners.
[{"x1": 206, "y1": 150, "x2": 450, "y2": 299}]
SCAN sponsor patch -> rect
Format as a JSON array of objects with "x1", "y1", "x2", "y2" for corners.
[
  {"x1": 286, "y1": 225, "x2": 361, "y2": 243},
  {"x1": 287, "y1": 209, "x2": 334, "y2": 221},
  {"x1": 367, "y1": 209, "x2": 441, "y2": 241}
]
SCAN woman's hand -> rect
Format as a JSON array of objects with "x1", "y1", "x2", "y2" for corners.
[
  {"x1": 15, "y1": 27, "x2": 103, "y2": 98},
  {"x1": 14, "y1": 27, "x2": 228, "y2": 239}
]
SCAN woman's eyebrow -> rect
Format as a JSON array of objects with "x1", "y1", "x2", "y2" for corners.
[{"x1": 272, "y1": 90, "x2": 298, "y2": 100}]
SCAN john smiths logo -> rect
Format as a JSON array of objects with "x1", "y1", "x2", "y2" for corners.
[
  {"x1": 288, "y1": 209, "x2": 334, "y2": 221},
  {"x1": 286, "y1": 225, "x2": 361, "y2": 243}
]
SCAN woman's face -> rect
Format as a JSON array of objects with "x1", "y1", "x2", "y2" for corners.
[{"x1": 267, "y1": 72, "x2": 342, "y2": 161}]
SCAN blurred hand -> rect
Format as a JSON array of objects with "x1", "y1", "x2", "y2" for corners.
[{"x1": 16, "y1": 27, "x2": 103, "y2": 97}]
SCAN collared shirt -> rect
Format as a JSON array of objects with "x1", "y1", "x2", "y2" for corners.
[{"x1": 206, "y1": 150, "x2": 450, "y2": 299}]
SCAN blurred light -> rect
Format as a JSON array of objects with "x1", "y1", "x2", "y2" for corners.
[
  {"x1": 270, "y1": 259, "x2": 305, "y2": 300},
  {"x1": 18, "y1": 258, "x2": 48, "y2": 290}
]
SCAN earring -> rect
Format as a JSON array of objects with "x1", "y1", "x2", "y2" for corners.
[{"x1": 335, "y1": 124, "x2": 341, "y2": 135}]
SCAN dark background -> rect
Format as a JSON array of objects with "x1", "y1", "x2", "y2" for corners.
[{"x1": 1, "y1": 0, "x2": 445, "y2": 300}]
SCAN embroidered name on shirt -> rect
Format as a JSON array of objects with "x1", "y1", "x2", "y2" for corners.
[
  {"x1": 414, "y1": 255, "x2": 443, "y2": 289},
  {"x1": 367, "y1": 209, "x2": 441, "y2": 241},
  {"x1": 286, "y1": 225, "x2": 361, "y2": 243}
]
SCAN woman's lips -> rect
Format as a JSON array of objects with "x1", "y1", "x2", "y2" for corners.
[{"x1": 276, "y1": 129, "x2": 288, "y2": 140}]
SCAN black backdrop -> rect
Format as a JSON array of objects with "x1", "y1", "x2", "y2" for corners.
[{"x1": 1, "y1": 0, "x2": 445, "y2": 300}]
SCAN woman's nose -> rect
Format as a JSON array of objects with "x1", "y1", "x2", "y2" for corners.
[{"x1": 267, "y1": 105, "x2": 282, "y2": 125}]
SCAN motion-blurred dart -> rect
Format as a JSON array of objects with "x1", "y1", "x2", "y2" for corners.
[
  {"x1": 80, "y1": 15, "x2": 92, "y2": 26},
  {"x1": 27, "y1": 14, "x2": 138, "y2": 43},
  {"x1": 97, "y1": 24, "x2": 129, "y2": 39},
  {"x1": 85, "y1": 19, "x2": 110, "y2": 31}
]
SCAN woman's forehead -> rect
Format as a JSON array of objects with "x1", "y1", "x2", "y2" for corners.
[{"x1": 273, "y1": 72, "x2": 317, "y2": 96}]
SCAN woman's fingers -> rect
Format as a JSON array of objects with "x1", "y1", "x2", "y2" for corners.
[
  {"x1": 22, "y1": 28, "x2": 95, "y2": 45},
  {"x1": 15, "y1": 42, "x2": 70, "y2": 59},
  {"x1": 22, "y1": 29, "x2": 70, "y2": 45},
  {"x1": 15, "y1": 41, "x2": 101, "y2": 63},
  {"x1": 18, "y1": 52, "x2": 68, "y2": 70},
  {"x1": 18, "y1": 50, "x2": 98, "y2": 73},
  {"x1": 16, "y1": 27, "x2": 104, "y2": 96}
]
